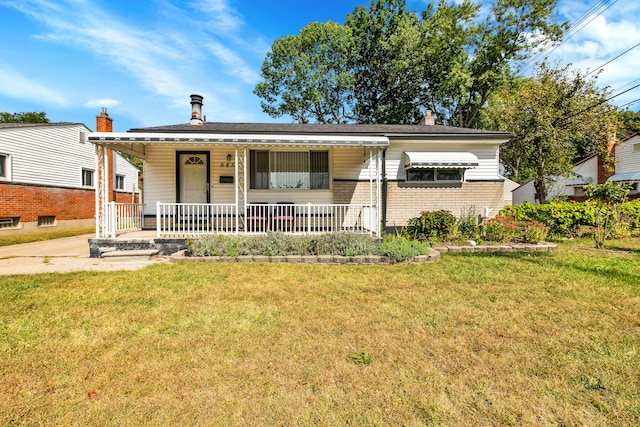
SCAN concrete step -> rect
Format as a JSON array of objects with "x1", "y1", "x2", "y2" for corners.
[{"x1": 101, "y1": 249, "x2": 159, "y2": 262}]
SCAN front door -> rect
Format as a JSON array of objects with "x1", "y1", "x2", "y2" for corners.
[{"x1": 178, "y1": 153, "x2": 209, "y2": 203}]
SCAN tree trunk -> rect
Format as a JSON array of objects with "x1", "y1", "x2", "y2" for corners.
[{"x1": 534, "y1": 179, "x2": 547, "y2": 204}]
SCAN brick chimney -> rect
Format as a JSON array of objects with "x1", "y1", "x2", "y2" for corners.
[
  {"x1": 419, "y1": 110, "x2": 435, "y2": 126},
  {"x1": 96, "y1": 108, "x2": 115, "y2": 201},
  {"x1": 96, "y1": 107, "x2": 113, "y2": 132},
  {"x1": 190, "y1": 94, "x2": 204, "y2": 125}
]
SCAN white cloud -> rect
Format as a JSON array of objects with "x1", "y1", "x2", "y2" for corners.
[
  {"x1": 84, "y1": 98, "x2": 120, "y2": 108},
  {"x1": 0, "y1": 67, "x2": 66, "y2": 105}
]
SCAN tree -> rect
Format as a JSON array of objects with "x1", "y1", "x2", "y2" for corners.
[
  {"x1": 253, "y1": 21, "x2": 355, "y2": 124},
  {"x1": 254, "y1": 0, "x2": 565, "y2": 126},
  {"x1": 345, "y1": 0, "x2": 424, "y2": 124},
  {"x1": 585, "y1": 181, "x2": 630, "y2": 249},
  {"x1": 0, "y1": 111, "x2": 49, "y2": 123},
  {"x1": 482, "y1": 63, "x2": 619, "y2": 203},
  {"x1": 618, "y1": 109, "x2": 640, "y2": 140}
]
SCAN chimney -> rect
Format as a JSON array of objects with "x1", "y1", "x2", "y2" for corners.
[
  {"x1": 419, "y1": 110, "x2": 435, "y2": 126},
  {"x1": 190, "y1": 94, "x2": 204, "y2": 125},
  {"x1": 96, "y1": 107, "x2": 113, "y2": 132}
]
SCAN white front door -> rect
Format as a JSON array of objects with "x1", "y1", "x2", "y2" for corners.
[{"x1": 179, "y1": 153, "x2": 208, "y2": 203}]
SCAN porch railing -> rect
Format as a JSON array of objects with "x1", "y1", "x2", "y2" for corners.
[
  {"x1": 103, "y1": 202, "x2": 144, "y2": 238},
  {"x1": 155, "y1": 202, "x2": 379, "y2": 238}
]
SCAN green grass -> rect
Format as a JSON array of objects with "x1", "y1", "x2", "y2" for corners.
[
  {"x1": 0, "y1": 227, "x2": 95, "y2": 247},
  {"x1": 1, "y1": 240, "x2": 639, "y2": 425}
]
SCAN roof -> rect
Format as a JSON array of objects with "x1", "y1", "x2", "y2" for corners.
[
  {"x1": 0, "y1": 122, "x2": 88, "y2": 130},
  {"x1": 129, "y1": 121, "x2": 511, "y2": 139},
  {"x1": 608, "y1": 172, "x2": 640, "y2": 183}
]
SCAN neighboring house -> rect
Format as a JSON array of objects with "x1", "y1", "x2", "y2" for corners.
[
  {"x1": 511, "y1": 153, "x2": 612, "y2": 204},
  {"x1": 88, "y1": 95, "x2": 510, "y2": 239},
  {"x1": 0, "y1": 115, "x2": 139, "y2": 235},
  {"x1": 608, "y1": 133, "x2": 640, "y2": 198}
]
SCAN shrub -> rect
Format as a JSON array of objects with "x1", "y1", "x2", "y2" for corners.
[
  {"x1": 189, "y1": 235, "x2": 241, "y2": 257},
  {"x1": 501, "y1": 201, "x2": 594, "y2": 237},
  {"x1": 482, "y1": 216, "x2": 518, "y2": 242},
  {"x1": 405, "y1": 210, "x2": 456, "y2": 242},
  {"x1": 453, "y1": 206, "x2": 481, "y2": 240},
  {"x1": 379, "y1": 235, "x2": 430, "y2": 263},
  {"x1": 313, "y1": 232, "x2": 380, "y2": 256},
  {"x1": 519, "y1": 220, "x2": 550, "y2": 244},
  {"x1": 250, "y1": 232, "x2": 312, "y2": 256}
]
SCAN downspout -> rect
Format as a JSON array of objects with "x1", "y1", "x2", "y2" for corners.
[{"x1": 381, "y1": 148, "x2": 387, "y2": 233}]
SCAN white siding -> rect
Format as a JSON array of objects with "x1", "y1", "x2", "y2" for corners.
[
  {"x1": 384, "y1": 140, "x2": 501, "y2": 181},
  {"x1": 0, "y1": 124, "x2": 95, "y2": 188},
  {"x1": 144, "y1": 145, "x2": 179, "y2": 214},
  {"x1": 114, "y1": 152, "x2": 139, "y2": 193},
  {"x1": 615, "y1": 135, "x2": 640, "y2": 174}
]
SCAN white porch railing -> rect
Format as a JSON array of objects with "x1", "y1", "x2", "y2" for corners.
[
  {"x1": 156, "y1": 202, "x2": 238, "y2": 237},
  {"x1": 155, "y1": 202, "x2": 379, "y2": 238},
  {"x1": 103, "y1": 202, "x2": 144, "y2": 238}
]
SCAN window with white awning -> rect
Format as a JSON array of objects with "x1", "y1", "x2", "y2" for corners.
[{"x1": 403, "y1": 152, "x2": 478, "y2": 183}]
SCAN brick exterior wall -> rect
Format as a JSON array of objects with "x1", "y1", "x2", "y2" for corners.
[{"x1": 333, "y1": 180, "x2": 505, "y2": 227}]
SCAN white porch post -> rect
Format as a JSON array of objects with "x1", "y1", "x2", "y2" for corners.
[
  {"x1": 369, "y1": 148, "x2": 374, "y2": 236},
  {"x1": 376, "y1": 148, "x2": 381, "y2": 237},
  {"x1": 234, "y1": 146, "x2": 239, "y2": 235}
]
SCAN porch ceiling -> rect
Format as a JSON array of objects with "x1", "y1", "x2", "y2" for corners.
[{"x1": 88, "y1": 132, "x2": 390, "y2": 158}]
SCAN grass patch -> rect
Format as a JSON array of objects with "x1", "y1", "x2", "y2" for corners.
[
  {"x1": 0, "y1": 227, "x2": 95, "y2": 247},
  {"x1": 1, "y1": 239, "x2": 639, "y2": 425}
]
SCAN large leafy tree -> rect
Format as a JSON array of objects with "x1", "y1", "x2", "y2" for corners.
[
  {"x1": 253, "y1": 21, "x2": 355, "y2": 123},
  {"x1": 482, "y1": 64, "x2": 619, "y2": 203},
  {"x1": 0, "y1": 111, "x2": 49, "y2": 123},
  {"x1": 255, "y1": 0, "x2": 565, "y2": 126},
  {"x1": 345, "y1": 0, "x2": 424, "y2": 124}
]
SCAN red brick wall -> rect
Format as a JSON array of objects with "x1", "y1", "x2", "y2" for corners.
[{"x1": 0, "y1": 182, "x2": 95, "y2": 222}]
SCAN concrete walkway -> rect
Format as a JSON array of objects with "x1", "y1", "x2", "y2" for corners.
[{"x1": 0, "y1": 234, "x2": 165, "y2": 275}]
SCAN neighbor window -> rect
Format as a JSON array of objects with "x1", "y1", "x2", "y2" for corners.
[
  {"x1": 0, "y1": 217, "x2": 19, "y2": 229},
  {"x1": 115, "y1": 174, "x2": 125, "y2": 190},
  {"x1": 250, "y1": 150, "x2": 329, "y2": 190},
  {"x1": 0, "y1": 153, "x2": 8, "y2": 179},
  {"x1": 38, "y1": 216, "x2": 56, "y2": 226},
  {"x1": 406, "y1": 168, "x2": 463, "y2": 183},
  {"x1": 82, "y1": 168, "x2": 94, "y2": 187}
]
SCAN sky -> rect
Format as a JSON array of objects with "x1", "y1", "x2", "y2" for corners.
[{"x1": 0, "y1": 0, "x2": 638, "y2": 132}]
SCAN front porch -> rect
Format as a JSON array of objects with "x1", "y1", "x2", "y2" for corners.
[{"x1": 98, "y1": 201, "x2": 379, "y2": 239}]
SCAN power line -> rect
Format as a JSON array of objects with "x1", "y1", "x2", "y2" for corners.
[
  {"x1": 585, "y1": 41, "x2": 640, "y2": 76},
  {"x1": 558, "y1": 83, "x2": 640, "y2": 123},
  {"x1": 520, "y1": 0, "x2": 618, "y2": 75}
]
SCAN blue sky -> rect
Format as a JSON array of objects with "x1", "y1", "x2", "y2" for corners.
[{"x1": 0, "y1": 0, "x2": 638, "y2": 132}]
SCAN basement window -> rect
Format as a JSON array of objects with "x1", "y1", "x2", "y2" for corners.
[
  {"x1": 38, "y1": 216, "x2": 56, "y2": 227},
  {"x1": 0, "y1": 217, "x2": 20, "y2": 229}
]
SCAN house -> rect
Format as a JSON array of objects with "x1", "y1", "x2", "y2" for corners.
[
  {"x1": 607, "y1": 133, "x2": 640, "y2": 198},
  {"x1": 88, "y1": 94, "x2": 510, "y2": 241},
  {"x1": 511, "y1": 153, "x2": 613, "y2": 204},
  {"x1": 0, "y1": 115, "x2": 139, "y2": 235}
]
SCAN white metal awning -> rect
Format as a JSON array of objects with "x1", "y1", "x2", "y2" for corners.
[
  {"x1": 607, "y1": 172, "x2": 640, "y2": 182},
  {"x1": 403, "y1": 152, "x2": 479, "y2": 169},
  {"x1": 566, "y1": 176, "x2": 593, "y2": 186}
]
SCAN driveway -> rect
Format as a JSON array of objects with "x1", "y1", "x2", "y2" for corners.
[{"x1": 0, "y1": 234, "x2": 164, "y2": 275}]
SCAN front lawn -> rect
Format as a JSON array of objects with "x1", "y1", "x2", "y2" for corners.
[{"x1": 1, "y1": 240, "x2": 639, "y2": 425}]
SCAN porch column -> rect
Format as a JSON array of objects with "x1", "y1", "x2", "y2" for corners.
[
  {"x1": 234, "y1": 146, "x2": 239, "y2": 235},
  {"x1": 95, "y1": 144, "x2": 109, "y2": 238}
]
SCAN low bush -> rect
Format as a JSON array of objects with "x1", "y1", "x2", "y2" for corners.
[
  {"x1": 405, "y1": 210, "x2": 456, "y2": 242},
  {"x1": 519, "y1": 220, "x2": 550, "y2": 244},
  {"x1": 482, "y1": 216, "x2": 518, "y2": 242},
  {"x1": 379, "y1": 235, "x2": 431, "y2": 263},
  {"x1": 313, "y1": 232, "x2": 380, "y2": 256}
]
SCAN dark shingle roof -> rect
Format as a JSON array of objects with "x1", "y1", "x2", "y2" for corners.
[{"x1": 129, "y1": 122, "x2": 510, "y2": 139}]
